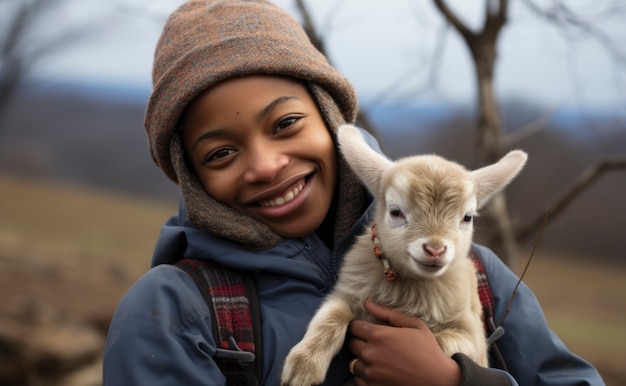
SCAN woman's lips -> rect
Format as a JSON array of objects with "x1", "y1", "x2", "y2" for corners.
[
  {"x1": 259, "y1": 179, "x2": 305, "y2": 207},
  {"x1": 250, "y1": 175, "x2": 313, "y2": 219}
]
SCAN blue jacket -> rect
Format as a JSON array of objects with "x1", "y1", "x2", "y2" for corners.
[{"x1": 103, "y1": 198, "x2": 604, "y2": 386}]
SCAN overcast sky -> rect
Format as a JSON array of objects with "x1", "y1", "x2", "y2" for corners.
[{"x1": 30, "y1": 0, "x2": 626, "y2": 113}]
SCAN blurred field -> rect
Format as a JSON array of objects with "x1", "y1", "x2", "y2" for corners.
[
  {"x1": 520, "y1": 250, "x2": 626, "y2": 385},
  {"x1": 0, "y1": 171, "x2": 624, "y2": 385}
]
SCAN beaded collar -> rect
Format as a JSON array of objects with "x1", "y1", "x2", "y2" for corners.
[{"x1": 371, "y1": 224, "x2": 397, "y2": 282}]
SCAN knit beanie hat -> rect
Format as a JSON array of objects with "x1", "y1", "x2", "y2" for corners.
[{"x1": 145, "y1": 0, "x2": 365, "y2": 251}]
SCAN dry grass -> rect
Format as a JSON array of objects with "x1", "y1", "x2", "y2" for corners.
[
  {"x1": 0, "y1": 171, "x2": 177, "y2": 320},
  {"x1": 0, "y1": 171, "x2": 624, "y2": 385},
  {"x1": 0, "y1": 171, "x2": 175, "y2": 268},
  {"x1": 519, "y1": 249, "x2": 626, "y2": 385}
]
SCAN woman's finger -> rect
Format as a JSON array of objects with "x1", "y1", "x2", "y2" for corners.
[{"x1": 363, "y1": 299, "x2": 427, "y2": 329}]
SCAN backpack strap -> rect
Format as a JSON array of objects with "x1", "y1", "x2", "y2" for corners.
[
  {"x1": 469, "y1": 248, "x2": 508, "y2": 371},
  {"x1": 175, "y1": 259, "x2": 263, "y2": 386}
]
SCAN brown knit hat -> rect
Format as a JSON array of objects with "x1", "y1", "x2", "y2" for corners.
[{"x1": 145, "y1": 0, "x2": 364, "y2": 250}]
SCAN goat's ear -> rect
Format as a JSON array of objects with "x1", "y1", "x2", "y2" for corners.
[
  {"x1": 471, "y1": 150, "x2": 528, "y2": 209},
  {"x1": 336, "y1": 124, "x2": 393, "y2": 194}
]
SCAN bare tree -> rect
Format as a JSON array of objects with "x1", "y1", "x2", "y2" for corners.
[
  {"x1": 294, "y1": 0, "x2": 626, "y2": 267},
  {"x1": 0, "y1": 0, "x2": 85, "y2": 122},
  {"x1": 0, "y1": 0, "x2": 143, "y2": 126},
  {"x1": 1, "y1": 0, "x2": 52, "y2": 122}
]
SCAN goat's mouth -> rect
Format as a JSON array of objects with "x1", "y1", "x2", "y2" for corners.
[
  {"x1": 419, "y1": 262, "x2": 445, "y2": 272},
  {"x1": 413, "y1": 258, "x2": 446, "y2": 274}
]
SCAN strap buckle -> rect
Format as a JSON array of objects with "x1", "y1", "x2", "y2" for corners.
[
  {"x1": 487, "y1": 317, "x2": 505, "y2": 346},
  {"x1": 215, "y1": 336, "x2": 256, "y2": 364}
]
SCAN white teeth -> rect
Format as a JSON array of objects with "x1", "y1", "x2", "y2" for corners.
[{"x1": 260, "y1": 181, "x2": 304, "y2": 207}]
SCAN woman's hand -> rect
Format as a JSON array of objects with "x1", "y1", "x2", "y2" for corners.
[{"x1": 348, "y1": 299, "x2": 461, "y2": 386}]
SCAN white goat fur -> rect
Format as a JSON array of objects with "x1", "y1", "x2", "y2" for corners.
[{"x1": 281, "y1": 124, "x2": 528, "y2": 385}]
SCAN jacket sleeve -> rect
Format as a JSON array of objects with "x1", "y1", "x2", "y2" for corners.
[
  {"x1": 475, "y1": 244, "x2": 605, "y2": 386},
  {"x1": 103, "y1": 264, "x2": 227, "y2": 386},
  {"x1": 453, "y1": 353, "x2": 517, "y2": 386}
]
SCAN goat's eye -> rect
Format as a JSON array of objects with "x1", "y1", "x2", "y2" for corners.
[
  {"x1": 389, "y1": 206, "x2": 404, "y2": 218},
  {"x1": 463, "y1": 213, "x2": 473, "y2": 223}
]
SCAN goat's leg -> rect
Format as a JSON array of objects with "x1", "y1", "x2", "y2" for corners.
[
  {"x1": 281, "y1": 295, "x2": 354, "y2": 386},
  {"x1": 435, "y1": 326, "x2": 489, "y2": 367}
]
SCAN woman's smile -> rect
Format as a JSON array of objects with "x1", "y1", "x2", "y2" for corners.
[
  {"x1": 251, "y1": 175, "x2": 314, "y2": 220},
  {"x1": 258, "y1": 178, "x2": 306, "y2": 208}
]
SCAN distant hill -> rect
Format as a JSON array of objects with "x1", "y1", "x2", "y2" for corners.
[
  {"x1": 1, "y1": 81, "x2": 625, "y2": 261},
  {"x1": 0, "y1": 81, "x2": 180, "y2": 201}
]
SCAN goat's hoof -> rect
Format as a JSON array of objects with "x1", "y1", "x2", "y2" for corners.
[{"x1": 281, "y1": 350, "x2": 326, "y2": 386}]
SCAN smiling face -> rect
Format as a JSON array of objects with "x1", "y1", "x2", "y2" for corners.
[{"x1": 182, "y1": 75, "x2": 338, "y2": 238}]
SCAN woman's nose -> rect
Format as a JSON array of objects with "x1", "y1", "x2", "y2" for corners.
[{"x1": 243, "y1": 143, "x2": 289, "y2": 183}]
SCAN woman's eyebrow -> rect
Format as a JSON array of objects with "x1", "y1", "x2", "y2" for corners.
[
  {"x1": 258, "y1": 96, "x2": 300, "y2": 120},
  {"x1": 193, "y1": 128, "x2": 226, "y2": 149}
]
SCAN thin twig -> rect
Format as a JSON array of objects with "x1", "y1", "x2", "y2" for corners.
[
  {"x1": 497, "y1": 211, "x2": 549, "y2": 327},
  {"x1": 504, "y1": 107, "x2": 555, "y2": 147}
]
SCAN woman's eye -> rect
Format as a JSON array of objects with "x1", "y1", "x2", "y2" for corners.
[
  {"x1": 275, "y1": 116, "x2": 301, "y2": 132},
  {"x1": 205, "y1": 148, "x2": 236, "y2": 163}
]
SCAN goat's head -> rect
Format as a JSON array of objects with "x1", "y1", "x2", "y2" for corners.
[{"x1": 337, "y1": 124, "x2": 527, "y2": 278}]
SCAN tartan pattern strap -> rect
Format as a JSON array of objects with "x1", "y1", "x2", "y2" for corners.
[
  {"x1": 468, "y1": 248, "x2": 508, "y2": 371},
  {"x1": 176, "y1": 259, "x2": 261, "y2": 385},
  {"x1": 469, "y1": 248, "x2": 495, "y2": 326}
]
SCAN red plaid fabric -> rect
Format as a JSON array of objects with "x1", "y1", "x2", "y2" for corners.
[
  {"x1": 470, "y1": 248, "x2": 495, "y2": 329},
  {"x1": 469, "y1": 249, "x2": 508, "y2": 370},
  {"x1": 176, "y1": 259, "x2": 259, "y2": 385},
  {"x1": 198, "y1": 261, "x2": 255, "y2": 353}
]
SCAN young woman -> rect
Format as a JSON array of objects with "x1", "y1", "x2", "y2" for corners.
[{"x1": 103, "y1": 1, "x2": 604, "y2": 385}]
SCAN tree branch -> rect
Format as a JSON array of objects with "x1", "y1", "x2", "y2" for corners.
[
  {"x1": 484, "y1": 0, "x2": 509, "y2": 35},
  {"x1": 504, "y1": 107, "x2": 555, "y2": 147},
  {"x1": 516, "y1": 156, "x2": 626, "y2": 240},
  {"x1": 519, "y1": 0, "x2": 626, "y2": 66},
  {"x1": 293, "y1": 0, "x2": 378, "y2": 138},
  {"x1": 295, "y1": 0, "x2": 326, "y2": 54},
  {"x1": 432, "y1": 0, "x2": 476, "y2": 41},
  {"x1": 365, "y1": 24, "x2": 449, "y2": 108}
]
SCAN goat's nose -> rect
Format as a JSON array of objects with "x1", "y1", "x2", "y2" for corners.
[{"x1": 423, "y1": 244, "x2": 446, "y2": 257}]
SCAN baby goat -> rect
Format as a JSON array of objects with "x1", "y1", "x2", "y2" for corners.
[{"x1": 281, "y1": 124, "x2": 527, "y2": 386}]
